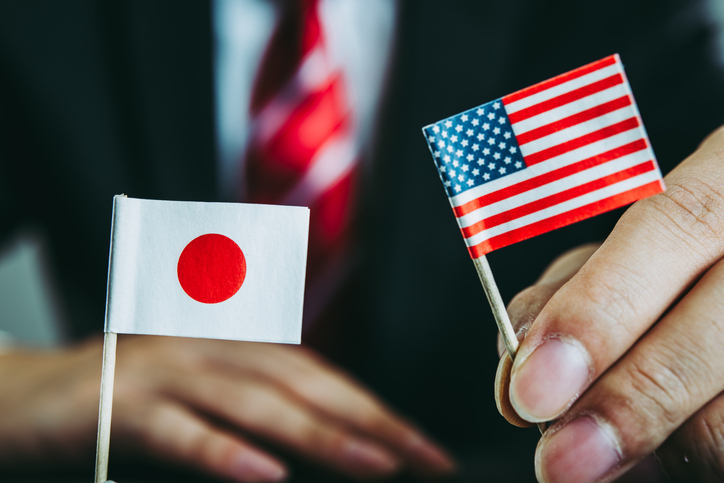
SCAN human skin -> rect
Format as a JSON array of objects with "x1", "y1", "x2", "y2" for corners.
[
  {"x1": 497, "y1": 125, "x2": 724, "y2": 482},
  {"x1": 0, "y1": 336, "x2": 455, "y2": 482}
]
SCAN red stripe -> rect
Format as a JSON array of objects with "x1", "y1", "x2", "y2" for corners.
[
  {"x1": 524, "y1": 117, "x2": 639, "y2": 166},
  {"x1": 467, "y1": 180, "x2": 663, "y2": 257},
  {"x1": 508, "y1": 74, "x2": 623, "y2": 124},
  {"x1": 461, "y1": 161, "x2": 655, "y2": 238},
  {"x1": 453, "y1": 139, "x2": 648, "y2": 217},
  {"x1": 516, "y1": 96, "x2": 632, "y2": 146},
  {"x1": 503, "y1": 55, "x2": 618, "y2": 105}
]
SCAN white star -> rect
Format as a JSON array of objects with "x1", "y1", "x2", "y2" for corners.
[
  {"x1": 467, "y1": 179, "x2": 474, "y2": 187},
  {"x1": 493, "y1": 127, "x2": 501, "y2": 135},
  {"x1": 472, "y1": 168, "x2": 480, "y2": 176},
  {"x1": 493, "y1": 101, "x2": 501, "y2": 110},
  {"x1": 498, "y1": 142, "x2": 506, "y2": 149},
  {"x1": 483, "y1": 172, "x2": 491, "y2": 180},
  {"x1": 444, "y1": 180, "x2": 451, "y2": 187},
  {"x1": 504, "y1": 131, "x2": 512, "y2": 139},
  {"x1": 472, "y1": 144, "x2": 479, "y2": 151},
  {"x1": 449, "y1": 169, "x2": 456, "y2": 177},
  {"x1": 462, "y1": 164, "x2": 469, "y2": 172},
  {"x1": 488, "y1": 112, "x2": 495, "y2": 120},
  {"x1": 509, "y1": 146, "x2": 517, "y2": 153},
  {"x1": 445, "y1": 120, "x2": 453, "y2": 128},
  {"x1": 493, "y1": 152, "x2": 501, "y2": 160},
  {"x1": 438, "y1": 140, "x2": 446, "y2": 148},
  {"x1": 483, "y1": 148, "x2": 491, "y2": 155},
  {"x1": 466, "y1": 129, "x2": 474, "y2": 136},
  {"x1": 433, "y1": 125, "x2": 440, "y2": 133},
  {"x1": 452, "y1": 160, "x2": 459, "y2": 167},
  {"x1": 455, "y1": 125, "x2": 463, "y2": 133},
  {"x1": 498, "y1": 117, "x2": 506, "y2": 124},
  {"x1": 442, "y1": 131, "x2": 448, "y2": 138},
  {"x1": 443, "y1": 155, "x2": 451, "y2": 162},
  {"x1": 428, "y1": 135, "x2": 435, "y2": 142},
  {"x1": 457, "y1": 174, "x2": 465, "y2": 182},
  {"x1": 488, "y1": 162, "x2": 495, "y2": 170},
  {"x1": 515, "y1": 161, "x2": 522, "y2": 169},
  {"x1": 504, "y1": 156, "x2": 511, "y2": 164},
  {"x1": 499, "y1": 167, "x2": 507, "y2": 174},
  {"x1": 447, "y1": 145, "x2": 453, "y2": 153},
  {"x1": 454, "y1": 184, "x2": 461, "y2": 192},
  {"x1": 487, "y1": 138, "x2": 495, "y2": 145},
  {"x1": 461, "y1": 140, "x2": 469, "y2": 147},
  {"x1": 450, "y1": 135, "x2": 458, "y2": 143},
  {"x1": 461, "y1": 114, "x2": 469, "y2": 122},
  {"x1": 433, "y1": 150, "x2": 440, "y2": 158},
  {"x1": 471, "y1": 119, "x2": 479, "y2": 126},
  {"x1": 477, "y1": 133, "x2": 484, "y2": 141},
  {"x1": 466, "y1": 154, "x2": 474, "y2": 161},
  {"x1": 476, "y1": 108, "x2": 484, "y2": 116},
  {"x1": 477, "y1": 158, "x2": 485, "y2": 166},
  {"x1": 439, "y1": 165, "x2": 446, "y2": 173},
  {"x1": 482, "y1": 123, "x2": 490, "y2": 131},
  {"x1": 455, "y1": 149, "x2": 463, "y2": 157}
]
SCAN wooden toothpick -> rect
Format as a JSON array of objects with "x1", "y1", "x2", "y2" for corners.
[
  {"x1": 473, "y1": 255, "x2": 546, "y2": 434},
  {"x1": 95, "y1": 331, "x2": 118, "y2": 483}
]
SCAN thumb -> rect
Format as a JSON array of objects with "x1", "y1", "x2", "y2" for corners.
[{"x1": 495, "y1": 243, "x2": 600, "y2": 426}]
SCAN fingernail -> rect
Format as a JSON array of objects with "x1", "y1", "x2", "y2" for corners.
[
  {"x1": 233, "y1": 452, "x2": 287, "y2": 482},
  {"x1": 344, "y1": 439, "x2": 400, "y2": 474},
  {"x1": 406, "y1": 434, "x2": 457, "y2": 474},
  {"x1": 510, "y1": 337, "x2": 590, "y2": 422},
  {"x1": 536, "y1": 416, "x2": 621, "y2": 483}
]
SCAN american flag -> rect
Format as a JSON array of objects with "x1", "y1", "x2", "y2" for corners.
[{"x1": 422, "y1": 54, "x2": 664, "y2": 258}]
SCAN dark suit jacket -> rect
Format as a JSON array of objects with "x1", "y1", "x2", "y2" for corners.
[{"x1": 1, "y1": 1, "x2": 723, "y2": 480}]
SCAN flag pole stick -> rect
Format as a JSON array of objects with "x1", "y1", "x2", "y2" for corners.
[
  {"x1": 94, "y1": 331, "x2": 118, "y2": 483},
  {"x1": 473, "y1": 255, "x2": 518, "y2": 358},
  {"x1": 473, "y1": 255, "x2": 546, "y2": 434}
]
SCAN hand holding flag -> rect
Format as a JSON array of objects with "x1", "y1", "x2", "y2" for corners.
[
  {"x1": 424, "y1": 56, "x2": 724, "y2": 482},
  {"x1": 422, "y1": 54, "x2": 664, "y2": 434}
]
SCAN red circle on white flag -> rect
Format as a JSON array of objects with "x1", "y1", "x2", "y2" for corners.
[{"x1": 177, "y1": 234, "x2": 246, "y2": 304}]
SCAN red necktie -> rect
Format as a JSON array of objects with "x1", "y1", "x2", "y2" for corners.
[{"x1": 244, "y1": 0, "x2": 358, "y2": 328}]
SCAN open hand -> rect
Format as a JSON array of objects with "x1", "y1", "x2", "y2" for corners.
[{"x1": 0, "y1": 336, "x2": 454, "y2": 482}]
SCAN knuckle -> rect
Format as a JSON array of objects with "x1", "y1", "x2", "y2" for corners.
[
  {"x1": 576, "y1": 265, "x2": 645, "y2": 340},
  {"x1": 648, "y1": 177, "x2": 724, "y2": 254},
  {"x1": 624, "y1": 353, "x2": 695, "y2": 428}
]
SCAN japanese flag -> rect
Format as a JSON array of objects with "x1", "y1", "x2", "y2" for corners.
[{"x1": 104, "y1": 196, "x2": 309, "y2": 344}]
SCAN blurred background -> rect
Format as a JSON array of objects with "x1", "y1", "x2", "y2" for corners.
[{"x1": 2, "y1": 0, "x2": 724, "y2": 481}]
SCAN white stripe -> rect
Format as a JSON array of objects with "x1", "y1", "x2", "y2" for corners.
[
  {"x1": 253, "y1": 47, "x2": 333, "y2": 144},
  {"x1": 511, "y1": 84, "x2": 630, "y2": 136},
  {"x1": 462, "y1": 170, "x2": 661, "y2": 246},
  {"x1": 518, "y1": 108, "x2": 636, "y2": 157},
  {"x1": 283, "y1": 134, "x2": 356, "y2": 206},
  {"x1": 449, "y1": 128, "x2": 645, "y2": 207},
  {"x1": 456, "y1": 149, "x2": 652, "y2": 228},
  {"x1": 504, "y1": 63, "x2": 621, "y2": 114}
]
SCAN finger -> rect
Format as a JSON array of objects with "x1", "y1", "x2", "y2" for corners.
[
  {"x1": 166, "y1": 371, "x2": 402, "y2": 479},
  {"x1": 533, "y1": 256, "x2": 724, "y2": 483},
  {"x1": 509, "y1": 130, "x2": 724, "y2": 422},
  {"x1": 116, "y1": 398, "x2": 286, "y2": 482},
  {"x1": 497, "y1": 243, "x2": 600, "y2": 356},
  {"x1": 657, "y1": 391, "x2": 724, "y2": 482},
  {"x1": 495, "y1": 352, "x2": 535, "y2": 428},
  {"x1": 200, "y1": 342, "x2": 455, "y2": 475}
]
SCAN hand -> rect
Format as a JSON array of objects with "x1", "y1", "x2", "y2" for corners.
[
  {"x1": 497, "y1": 125, "x2": 724, "y2": 483},
  {"x1": 0, "y1": 336, "x2": 455, "y2": 482}
]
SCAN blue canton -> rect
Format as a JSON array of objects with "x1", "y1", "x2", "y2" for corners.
[{"x1": 422, "y1": 99, "x2": 527, "y2": 198}]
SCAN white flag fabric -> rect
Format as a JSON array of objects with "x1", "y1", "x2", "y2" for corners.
[{"x1": 104, "y1": 196, "x2": 309, "y2": 344}]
